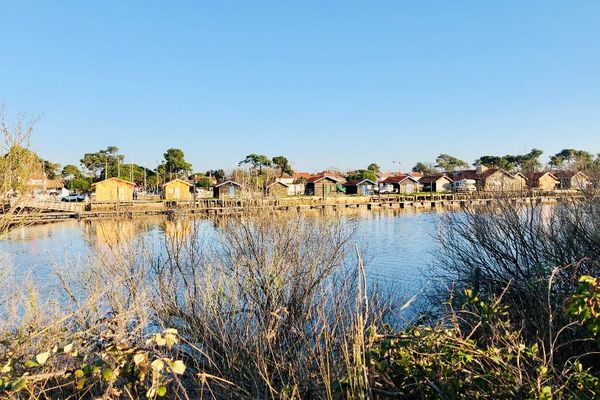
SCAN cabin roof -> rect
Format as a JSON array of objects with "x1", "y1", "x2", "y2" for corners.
[
  {"x1": 162, "y1": 178, "x2": 193, "y2": 187},
  {"x1": 91, "y1": 177, "x2": 135, "y2": 187},
  {"x1": 214, "y1": 180, "x2": 241, "y2": 188},
  {"x1": 344, "y1": 178, "x2": 376, "y2": 186}
]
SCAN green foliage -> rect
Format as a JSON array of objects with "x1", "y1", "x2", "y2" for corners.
[
  {"x1": 475, "y1": 148, "x2": 543, "y2": 172},
  {"x1": 61, "y1": 164, "x2": 82, "y2": 179},
  {"x1": 206, "y1": 169, "x2": 225, "y2": 181},
  {"x1": 43, "y1": 160, "x2": 61, "y2": 179},
  {"x1": 550, "y1": 149, "x2": 594, "y2": 171},
  {"x1": 272, "y1": 156, "x2": 294, "y2": 177},
  {"x1": 69, "y1": 177, "x2": 91, "y2": 192},
  {"x1": 194, "y1": 176, "x2": 213, "y2": 188},
  {"x1": 412, "y1": 161, "x2": 437, "y2": 174},
  {"x1": 435, "y1": 153, "x2": 470, "y2": 171},
  {"x1": 80, "y1": 146, "x2": 123, "y2": 178},
  {"x1": 239, "y1": 153, "x2": 271, "y2": 174},
  {"x1": 568, "y1": 275, "x2": 600, "y2": 337},
  {"x1": 367, "y1": 163, "x2": 380, "y2": 173},
  {"x1": 163, "y1": 148, "x2": 192, "y2": 176},
  {"x1": 334, "y1": 283, "x2": 600, "y2": 399},
  {"x1": 0, "y1": 327, "x2": 186, "y2": 398},
  {"x1": 346, "y1": 169, "x2": 377, "y2": 182}
]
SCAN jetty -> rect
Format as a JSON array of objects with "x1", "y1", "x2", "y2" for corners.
[{"x1": 4, "y1": 192, "x2": 582, "y2": 225}]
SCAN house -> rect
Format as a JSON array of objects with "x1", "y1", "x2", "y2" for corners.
[
  {"x1": 452, "y1": 165, "x2": 524, "y2": 191},
  {"x1": 266, "y1": 181, "x2": 290, "y2": 197},
  {"x1": 344, "y1": 179, "x2": 376, "y2": 195},
  {"x1": 213, "y1": 180, "x2": 241, "y2": 198},
  {"x1": 512, "y1": 172, "x2": 528, "y2": 190},
  {"x1": 523, "y1": 172, "x2": 559, "y2": 191},
  {"x1": 382, "y1": 175, "x2": 422, "y2": 194},
  {"x1": 553, "y1": 171, "x2": 589, "y2": 191},
  {"x1": 419, "y1": 175, "x2": 453, "y2": 193},
  {"x1": 91, "y1": 177, "x2": 135, "y2": 202},
  {"x1": 305, "y1": 176, "x2": 340, "y2": 197},
  {"x1": 162, "y1": 178, "x2": 193, "y2": 201}
]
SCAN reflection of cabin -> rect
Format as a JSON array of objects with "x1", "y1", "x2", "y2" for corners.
[
  {"x1": 419, "y1": 175, "x2": 453, "y2": 192},
  {"x1": 162, "y1": 179, "x2": 193, "y2": 201},
  {"x1": 266, "y1": 181, "x2": 289, "y2": 197},
  {"x1": 553, "y1": 171, "x2": 589, "y2": 190},
  {"x1": 213, "y1": 181, "x2": 241, "y2": 198},
  {"x1": 344, "y1": 179, "x2": 376, "y2": 195},
  {"x1": 91, "y1": 177, "x2": 135, "y2": 202},
  {"x1": 305, "y1": 176, "x2": 340, "y2": 197},
  {"x1": 524, "y1": 172, "x2": 559, "y2": 191},
  {"x1": 382, "y1": 175, "x2": 422, "y2": 193}
]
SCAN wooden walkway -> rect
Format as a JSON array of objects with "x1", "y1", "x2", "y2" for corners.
[{"x1": 4, "y1": 192, "x2": 580, "y2": 225}]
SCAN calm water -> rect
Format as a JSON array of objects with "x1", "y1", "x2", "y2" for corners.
[{"x1": 0, "y1": 210, "x2": 443, "y2": 297}]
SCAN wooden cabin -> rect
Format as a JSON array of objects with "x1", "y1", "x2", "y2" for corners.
[
  {"x1": 266, "y1": 181, "x2": 290, "y2": 197},
  {"x1": 91, "y1": 177, "x2": 135, "y2": 202},
  {"x1": 213, "y1": 180, "x2": 241, "y2": 198},
  {"x1": 162, "y1": 179, "x2": 193, "y2": 201},
  {"x1": 523, "y1": 172, "x2": 559, "y2": 191},
  {"x1": 305, "y1": 176, "x2": 340, "y2": 197},
  {"x1": 344, "y1": 179, "x2": 376, "y2": 195},
  {"x1": 419, "y1": 175, "x2": 453, "y2": 193},
  {"x1": 382, "y1": 175, "x2": 422, "y2": 194},
  {"x1": 452, "y1": 166, "x2": 524, "y2": 192},
  {"x1": 553, "y1": 171, "x2": 589, "y2": 190}
]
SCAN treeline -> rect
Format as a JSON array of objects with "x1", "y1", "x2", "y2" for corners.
[{"x1": 412, "y1": 148, "x2": 600, "y2": 174}]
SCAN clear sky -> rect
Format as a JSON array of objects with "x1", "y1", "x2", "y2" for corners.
[{"x1": 1, "y1": 1, "x2": 599, "y2": 173}]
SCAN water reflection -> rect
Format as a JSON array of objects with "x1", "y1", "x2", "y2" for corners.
[{"x1": 0, "y1": 209, "x2": 441, "y2": 296}]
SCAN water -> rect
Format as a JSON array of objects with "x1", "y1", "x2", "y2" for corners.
[{"x1": 0, "y1": 209, "x2": 443, "y2": 297}]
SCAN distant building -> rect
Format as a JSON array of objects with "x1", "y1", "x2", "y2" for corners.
[
  {"x1": 213, "y1": 180, "x2": 241, "y2": 198},
  {"x1": 266, "y1": 181, "x2": 290, "y2": 197},
  {"x1": 162, "y1": 179, "x2": 193, "y2": 201},
  {"x1": 92, "y1": 177, "x2": 135, "y2": 202},
  {"x1": 452, "y1": 165, "x2": 524, "y2": 191},
  {"x1": 344, "y1": 179, "x2": 376, "y2": 195},
  {"x1": 523, "y1": 172, "x2": 559, "y2": 191},
  {"x1": 553, "y1": 171, "x2": 589, "y2": 190},
  {"x1": 305, "y1": 176, "x2": 340, "y2": 197},
  {"x1": 419, "y1": 175, "x2": 453, "y2": 192},
  {"x1": 382, "y1": 174, "x2": 422, "y2": 193}
]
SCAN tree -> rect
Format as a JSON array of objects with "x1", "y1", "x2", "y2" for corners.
[
  {"x1": 163, "y1": 148, "x2": 192, "y2": 177},
  {"x1": 412, "y1": 162, "x2": 437, "y2": 175},
  {"x1": 43, "y1": 160, "x2": 60, "y2": 179},
  {"x1": 367, "y1": 163, "x2": 381, "y2": 173},
  {"x1": 549, "y1": 149, "x2": 593, "y2": 171},
  {"x1": 195, "y1": 176, "x2": 213, "y2": 188},
  {"x1": 62, "y1": 164, "x2": 82, "y2": 179},
  {"x1": 206, "y1": 169, "x2": 225, "y2": 181},
  {"x1": 80, "y1": 146, "x2": 123, "y2": 179},
  {"x1": 239, "y1": 154, "x2": 271, "y2": 174},
  {"x1": 347, "y1": 169, "x2": 377, "y2": 182},
  {"x1": 69, "y1": 177, "x2": 91, "y2": 193},
  {"x1": 272, "y1": 156, "x2": 294, "y2": 177},
  {"x1": 435, "y1": 154, "x2": 469, "y2": 172}
]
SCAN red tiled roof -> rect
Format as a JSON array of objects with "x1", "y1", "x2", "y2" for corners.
[{"x1": 293, "y1": 172, "x2": 311, "y2": 180}]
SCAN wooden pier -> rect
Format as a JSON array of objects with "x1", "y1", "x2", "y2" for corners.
[{"x1": 5, "y1": 192, "x2": 579, "y2": 225}]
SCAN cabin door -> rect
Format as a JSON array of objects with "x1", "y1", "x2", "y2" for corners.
[
  {"x1": 228, "y1": 185, "x2": 236, "y2": 197},
  {"x1": 174, "y1": 187, "x2": 180, "y2": 199},
  {"x1": 360, "y1": 185, "x2": 366, "y2": 195},
  {"x1": 117, "y1": 187, "x2": 124, "y2": 201}
]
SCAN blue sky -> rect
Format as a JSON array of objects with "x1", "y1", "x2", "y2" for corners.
[{"x1": 1, "y1": 1, "x2": 599, "y2": 173}]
